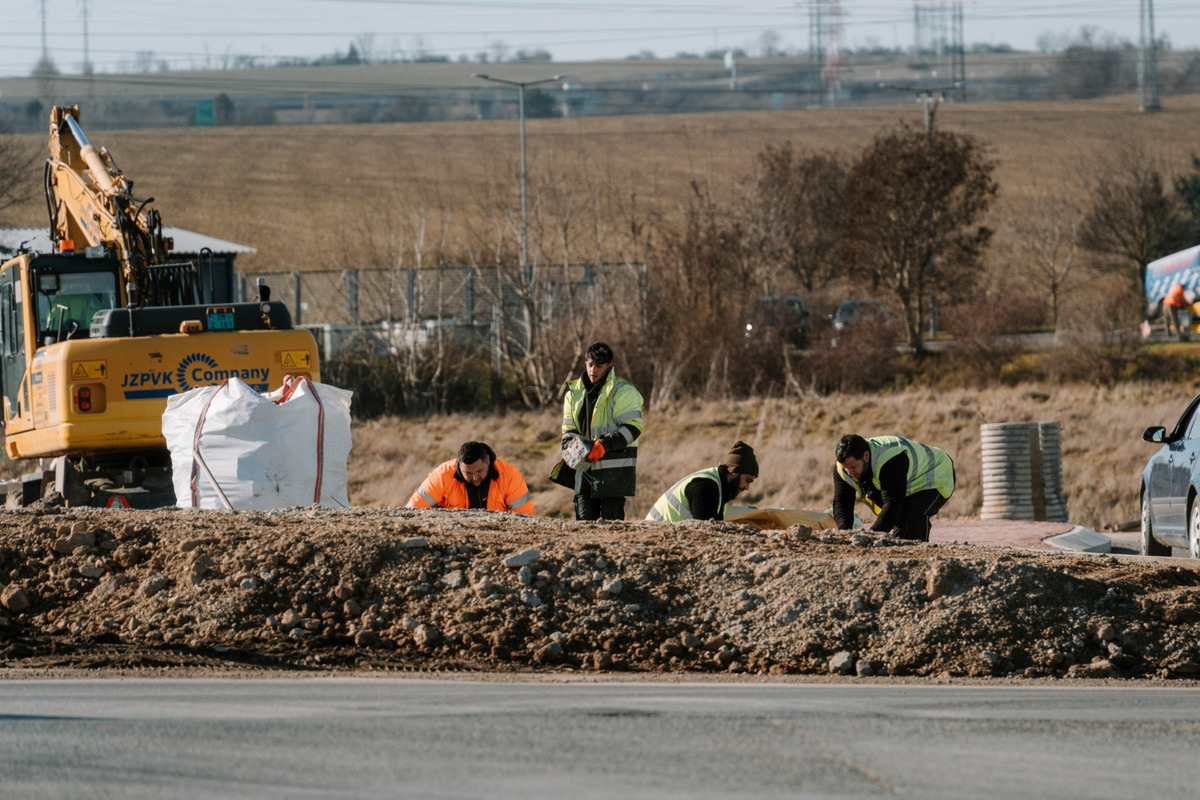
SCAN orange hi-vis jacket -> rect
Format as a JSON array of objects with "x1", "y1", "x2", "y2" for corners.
[
  {"x1": 407, "y1": 458, "x2": 534, "y2": 514},
  {"x1": 1166, "y1": 284, "x2": 1189, "y2": 308}
]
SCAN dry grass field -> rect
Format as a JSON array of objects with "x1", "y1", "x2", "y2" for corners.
[
  {"x1": 349, "y1": 380, "x2": 1189, "y2": 531},
  {"x1": 5, "y1": 95, "x2": 1200, "y2": 530},
  {"x1": 5, "y1": 92, "x2": 1200, "y2": 280}
]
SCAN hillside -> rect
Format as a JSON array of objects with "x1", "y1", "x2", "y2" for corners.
[{"x1": 4, "y1": 94, "x2": 1200, "y2": 281}]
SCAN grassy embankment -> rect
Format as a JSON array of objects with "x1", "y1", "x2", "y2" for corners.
[{"x1": 350, "y1": 380, "x2": 1190, "y2": 529}]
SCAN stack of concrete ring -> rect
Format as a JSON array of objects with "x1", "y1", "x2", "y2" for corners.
[{"x1": 980, "y1": 421, "x2": 1068, "y2": 522}]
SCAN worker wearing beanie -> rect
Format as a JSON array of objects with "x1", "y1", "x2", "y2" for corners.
[
  {"x1": 832, "y1": 433, "x2": 954, "y2": 541},
  {"x1": 647, "y1": 441, "x2": 759, "y2": 522}
]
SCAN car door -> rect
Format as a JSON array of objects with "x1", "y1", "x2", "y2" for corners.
[{"x1": 1161, "y1": 397, "x2": 1200, "y2": 535}]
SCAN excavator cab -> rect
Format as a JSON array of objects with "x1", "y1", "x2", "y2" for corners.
[{"x1": 33, "y1": 258, "x2": 120, "y2": 346}]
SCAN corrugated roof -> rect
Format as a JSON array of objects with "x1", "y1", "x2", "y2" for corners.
[{"x1": 0, "y1": 226, "x2": 256, "y2": 258}]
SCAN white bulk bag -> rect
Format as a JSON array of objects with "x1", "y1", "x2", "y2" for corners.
[{"x1": 163, "y1": 376, "x2": 353, "y2": 510}]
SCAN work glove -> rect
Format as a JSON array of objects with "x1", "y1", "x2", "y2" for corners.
[{"x1": 586, "y1": 440, "x2": 606, "y2": 462}]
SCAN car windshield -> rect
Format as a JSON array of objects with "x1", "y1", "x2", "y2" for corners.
[{"x1": 836, "y1": 300, "x2": 877, "y2": 321}]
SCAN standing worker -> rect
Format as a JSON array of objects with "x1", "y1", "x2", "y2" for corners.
[
  {"x1": 1163, "y1": 283, "x2": 1191, "y2": 338},
  {"x1": 646, "y1": 441, "x2": 759, "y2": 522},
  {"x1": 550, "y1": 342, "x2": 644, "y2": 520},
  {"x1": 832, "y1": 434, "x2": 954, "y2": 541},
  {"x1": 408, "y1": 441, "x2": 534, "y2": 514}
]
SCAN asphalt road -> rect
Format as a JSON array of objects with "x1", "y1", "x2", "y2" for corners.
[{"x1": 3, "y1": 678, "x2": 1200, "y2": 799}]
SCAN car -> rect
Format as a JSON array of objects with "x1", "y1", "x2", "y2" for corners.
[
  {"x1": 744, "y1": 295, "x2": 809, "y2": 347},
  {"x1": 830, "y1": 298, "x2": 889, "y2": 345},
  {"x1": 1140, "y1": 391, "x2": 1200, "y2": 557}
]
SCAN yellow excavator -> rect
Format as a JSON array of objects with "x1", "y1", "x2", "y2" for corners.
[{"x1": 0, "y1": 106, "x2": 319, "y2": 506}]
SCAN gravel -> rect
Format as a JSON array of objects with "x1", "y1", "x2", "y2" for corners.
[{"x1": 2, "y1": 505, "x2": 1199, "y2": 680}]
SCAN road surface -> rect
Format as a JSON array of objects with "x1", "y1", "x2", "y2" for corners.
[{"x1": 3, "y1": 678, "x2": 1199, "y2": 798}]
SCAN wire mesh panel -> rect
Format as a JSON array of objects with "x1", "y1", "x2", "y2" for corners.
[{"x1": 244, "y1": 263, "x2": 618, "y2": 358}]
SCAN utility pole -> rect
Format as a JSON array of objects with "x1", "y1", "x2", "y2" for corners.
[
  {"x1": 40, "y1": 0, "x2": 49, "y2": 65},
  {"x1": 912, "y1": 2, "x2": 966, "y2": 101},
  {"x1": 80, "y1": 0, "x2": 92, "y2": 75},
  {"x1": 472, "y1": 73, "x2": 561, "y2": 288},
  {"x1": 472, "y1": 72, "x2": 561, "y2": 356},
  {"x1": 1138, "y1": 0, "x2": 1161, "y2": 112},
  {"x1": 879, "y1": 83, "x2": 959, "y2": 133}
]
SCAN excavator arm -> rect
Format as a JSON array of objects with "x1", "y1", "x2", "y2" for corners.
[{"x1": 44, "y1": 105, "x2": 175, "y2": 307}]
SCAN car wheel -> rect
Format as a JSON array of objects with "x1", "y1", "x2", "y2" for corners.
[
  {"x1": 1191, "y1": 499, "x2": 1200, "y2": 560},
  {"x1": 1142, "y1": 489, "x2": 1170, "y2": 556}
]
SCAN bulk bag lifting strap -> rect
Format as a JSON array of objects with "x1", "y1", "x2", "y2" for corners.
[{"x1": 163, "y1": 375, "x2": 353, "y2": 510}]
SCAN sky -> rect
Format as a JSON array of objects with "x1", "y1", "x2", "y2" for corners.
[{"x1": 3, "y1": 0, "x2": 1199, "y2": 79}]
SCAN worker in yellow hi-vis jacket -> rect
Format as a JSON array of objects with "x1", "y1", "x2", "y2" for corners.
[{"x1": 832, "y1": 433, "x2": 955, "y2": 541}]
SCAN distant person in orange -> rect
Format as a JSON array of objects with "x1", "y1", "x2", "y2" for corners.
[
  {"x1": 407, "y1": 441, "x2": 534, "y2": 514},
  {"x1": 1163, "y1": 283, "x2": 1190, "y2": 337}
]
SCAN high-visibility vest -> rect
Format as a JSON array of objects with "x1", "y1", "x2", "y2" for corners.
[
  {"x1": 835, "y1": 436, "x2": 954, "y2": 514},
  {"x1": 562, "y1": 369, "x2": 643, "y2": 495},
  {"x1": 407, "y1": 458, "x2": 534, "y2": 514},
  {"x1": 646, "y1": 467, "x2": 725, "y2": 522},
  {"x1": 1166, "y1": 284, "x2": 1188, "y2": 308}
]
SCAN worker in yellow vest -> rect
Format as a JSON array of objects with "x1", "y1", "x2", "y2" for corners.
[
  {"x1": 647, "y1": 441, "x2": 759, "y2": 522},
  {"x1": 549, "y1": 342, "x2": 644, "y2": 520},
  {"x1": 832, "y1": 433, "x2": 954, "y2": 541}
]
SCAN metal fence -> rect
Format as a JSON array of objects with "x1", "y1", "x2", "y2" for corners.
[{"x1": 240, "y1": 263, "x2": 639, "y2": 359}]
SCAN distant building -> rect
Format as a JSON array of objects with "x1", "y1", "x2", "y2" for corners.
[{"x1": 0, "y1": 226, "x2": 255, "y2": 304}]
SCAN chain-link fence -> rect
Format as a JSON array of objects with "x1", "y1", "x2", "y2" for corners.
[{"x1": 241, "y1": 263, "x2": 635, "y2": 360}]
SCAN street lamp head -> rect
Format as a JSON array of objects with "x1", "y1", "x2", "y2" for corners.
[{"x1": 474, "y1": 73, "x2": 561, "y2": 89}]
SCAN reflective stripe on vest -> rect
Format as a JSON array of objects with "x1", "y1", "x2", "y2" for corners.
[
  {"x1": 647, "y1": 467, "x2": 723, "y2": 522},
  {"x1": 836, "y1": 436, "x2": 954, "y2": 513},
  {"x1": 563, "y1": 372, "x2": 642, "y2": 448}
]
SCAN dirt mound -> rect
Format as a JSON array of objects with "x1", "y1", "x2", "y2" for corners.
[{"x1": 3, "y1": 506, "x2": 1200, "y2": 679}]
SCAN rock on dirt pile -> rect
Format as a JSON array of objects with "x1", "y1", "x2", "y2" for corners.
[{"x1": 2, "y1": 506, "x2": 1200, "y2": 679}]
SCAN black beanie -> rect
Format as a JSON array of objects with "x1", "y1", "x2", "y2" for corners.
[{"x1": 723, "y1": 440, "x2": 759, "y2": 476}]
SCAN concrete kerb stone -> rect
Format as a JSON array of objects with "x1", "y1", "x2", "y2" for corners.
[{"x1": 1043, "y1": 525, "x2": 1112, "y2": 554}]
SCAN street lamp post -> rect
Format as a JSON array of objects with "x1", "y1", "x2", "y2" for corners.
[{"x1": 473, "y1": 73, "x2": 561, "y2": 287}]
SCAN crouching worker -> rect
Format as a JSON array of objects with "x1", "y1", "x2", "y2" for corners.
[
  {"x1": 646, "y1": 441, "x2": 759, "y2": 522},
  {"x1": 832, "y1": 433, "x2": 954, "y2": 541},
  {"x1": 408, "y1": 441, "x2": 534, "y2": 514}
]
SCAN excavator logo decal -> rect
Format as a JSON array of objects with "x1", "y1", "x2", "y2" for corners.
[
  {"x1": 176, "y1": 352, "x2": 269, "y2": 392},
  {"x1": 119, "y1": 353, "x2": 270, "y2": 398},
  {"x1": 176, "y1": 353, "x2": 219, "y2": 391}
]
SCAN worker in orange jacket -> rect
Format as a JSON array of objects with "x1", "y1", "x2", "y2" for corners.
[
  {"x1": 407, "y1": 441, "x2": 534, "y2": 514},
  {"x1": 1163, "y1": 283, "x2": 1192, "y2": 337}
]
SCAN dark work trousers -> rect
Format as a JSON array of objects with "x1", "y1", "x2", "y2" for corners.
[
  {"x1": 574, "y1": 482, "x2": 626, "y2": 521},
  {"x1": 895, "y1": 488, "x2": 949, "y2": 541}
]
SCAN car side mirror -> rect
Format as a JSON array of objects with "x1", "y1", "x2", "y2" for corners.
[{"x1": 1142, "y1": 426, "x2": 1168, "y2": 443}]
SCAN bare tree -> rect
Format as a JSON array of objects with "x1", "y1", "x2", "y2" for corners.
[
  {"x1": 841, "y1": 121, "x2": 997, "y2": 352},
  {"x1": 1050, "y1": 28, "x2": 1126, "y2": 100},
  {"x1": 644, "y1": 181, "x2": 761, "y2": 405},
  {"x1": 354, "y1": 34, "x2": 376, "y2": 64},
  {"x1": 1174, "y1": 153, "x2": 1200, "y2": 244},
  {"x1": 1005, "y1": 183, "x2": 1084, "y2": 329},
  {"x1": 1078, "y1": 141, "x2": 1193, "y2": 311},
  {"x1": 743, "y1": 142, "x2": 846, "y2": 294}
]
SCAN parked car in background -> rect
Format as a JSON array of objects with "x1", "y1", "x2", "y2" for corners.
[
  {"x1": 744, "y1": 295, "x2": 810, "y2": 347},
  {"x1": 831, "y1": 298, "x2": 888, "y2": 344},
  {"x1": 1140, "y1": 391, "x2": 1200, "y2": 557}
]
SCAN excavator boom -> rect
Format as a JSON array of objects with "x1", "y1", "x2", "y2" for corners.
[{"x1": 45, "y1": 105, "x2": 173, "y2": 307}]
